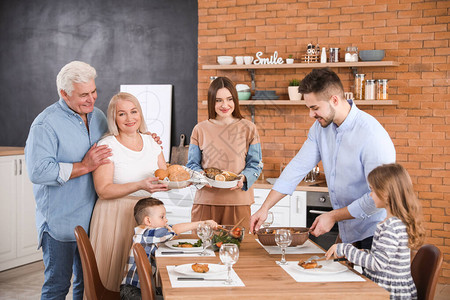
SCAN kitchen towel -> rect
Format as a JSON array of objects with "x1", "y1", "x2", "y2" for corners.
[
  {"x1": 256, "y1": 239, "x2": 325, "y2": 255},
  {"x1": 279, "y1": 261, "x2": 365, "y2": 282},
  {"x1": 166, "y1": 265, "x2": 245, "y2": 287}
]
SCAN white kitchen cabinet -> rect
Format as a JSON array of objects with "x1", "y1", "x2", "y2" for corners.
[
  {"x1": 252, "y1": 188, "x2": 306, "y2": 228},
  {"x1": 289, "y1": 191, "x2": 307, "y2": 227},
  {"x1": 0, "y1": 155, "x2": 41, "y2": 271},
  {"x1": 252, "y1": 188, "x2": 291, "y2": 227},
  {"x1": 153, "y1": 186, "x2": 196, "y2": 225}
]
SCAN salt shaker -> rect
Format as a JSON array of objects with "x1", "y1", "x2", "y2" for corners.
[{"x1": 320, "y1": 47, "x2": 327, "y2": 63}]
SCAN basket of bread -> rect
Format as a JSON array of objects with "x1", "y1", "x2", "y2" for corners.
[
  {"x1": 154, "y1": 164, "x2": 191, "y2": 189},
  {"x1": 204, "y1": 167, "x2": 242, "y2": 189},
  {"x1": 256, "y1": 227, "x2": 309, "y2": 247}
]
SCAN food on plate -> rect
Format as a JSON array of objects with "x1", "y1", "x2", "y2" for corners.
[
  {"x1": 169, "y1": 169, "x2": 190, "y2": 182},
  {"x1": 156, "y1": 164, "x2": 190, "y2": 182},
  {"x1": 222, "y1": 170, "x2": 239, "y2": 181},
  {"x1": 172, "y1": 240, "x2": 202, "y2": 248},
  {"x1": 205, "y1": 167, "x2": 240, "y2": 181},
  {"x1": 204, "y1": 167, "x2": 222, "y2": 179},
  {"x1": 191, "y1": 263, "x2": 209, "y2": 273},
  {"x1": 211, "y1": 225, "x2": 244, "y2": 251},
  {"x1": 298, "y1": 260, "x2": 323, "y2": 269},
  {"x1": 215, "y1": 174, "x2": 226, "y2": 181},
  {"x1": 167, "y1": 164, "x2": 184, "y2": 174},
  {"x1": 155, "y1": 169, "x2": 169, "y2": 180}
]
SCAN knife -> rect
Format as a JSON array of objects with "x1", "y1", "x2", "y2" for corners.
[
  {"x1": 177, "y1": 277, "x2": 227, "y2": 281},
  {"x1": 160, "y1": 251, "x2": 203, "y2": 255}
]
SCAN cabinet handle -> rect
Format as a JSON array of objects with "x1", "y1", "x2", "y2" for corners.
[
  {"x1": 308, "y1": 209, "x2": 328, "y2": 215},
  {"x1": 19, "y1": 159, "x2": 22, "y2": 175},
  {"x1": 14, "y1": 159, "x2": 18, "y2": 176}
]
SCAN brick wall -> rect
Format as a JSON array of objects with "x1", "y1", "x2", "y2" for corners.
[{"x1": 198, "y1": 0, "x2": 450, "y2": 283}]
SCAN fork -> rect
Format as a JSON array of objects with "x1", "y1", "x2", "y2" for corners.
[{"x1": 303, "y1": 255, "x2": 327, "y2": 264}]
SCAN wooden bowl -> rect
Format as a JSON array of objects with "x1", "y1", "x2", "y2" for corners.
[{"x1": 256, "y1": 227, "x2": 309, "y2": 247}]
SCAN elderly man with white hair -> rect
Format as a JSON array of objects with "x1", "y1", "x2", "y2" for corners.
[{"x1": 25, "y1": 61, "x2": 112, "y2": 300}]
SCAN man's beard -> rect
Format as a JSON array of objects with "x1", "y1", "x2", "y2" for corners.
[{"x1": 316, "y1": 103, "x2": 335, "y2": 128}]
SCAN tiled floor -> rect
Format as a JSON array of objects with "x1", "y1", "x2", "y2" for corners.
[{"x1": 0, "y1": 260, "x2": 448, "y2": 299}]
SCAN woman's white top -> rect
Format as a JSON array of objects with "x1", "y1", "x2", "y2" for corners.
[{"x1": 98, "y1": 133, "x2": 162, "y2": 197}]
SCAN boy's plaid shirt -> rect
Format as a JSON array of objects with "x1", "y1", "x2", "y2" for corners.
[{"x1": 121, "y1": 225, "x2": 176, "y2": 288}]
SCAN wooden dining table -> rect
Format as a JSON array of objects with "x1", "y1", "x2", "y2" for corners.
[{"x1": 156, "y1": 233, "x2": 389, "y2": 299}]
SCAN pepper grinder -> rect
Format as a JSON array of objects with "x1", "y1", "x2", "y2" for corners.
[{"x1": 320, "y1": 47, "x2": 327, "y2": 63}]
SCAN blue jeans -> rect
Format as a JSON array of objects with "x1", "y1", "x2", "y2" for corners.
[{"x1": 41, "y1": 232, "x2": 84, "y2": 300}]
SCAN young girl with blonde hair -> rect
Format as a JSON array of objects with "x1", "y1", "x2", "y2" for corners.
[{"x1": 326, "y1": 163, "x2": 425, "y2": 299}]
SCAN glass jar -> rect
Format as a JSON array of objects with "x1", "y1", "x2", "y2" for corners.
[
  {"x1": 345, "y1": 46, "x2": 358, "y2": 62},
  {"x1": 377, "y1": 79, "x2": 389, "y2": 100},
  {"x1": 354, "y1": 74, "x2": 365, "y2": 100},
  {"x1": 365, "y1": 80, "x2": 376, "y2": 100},
  {"x1": 329, "y1": 48, "x2": 340, "y2": 62}
]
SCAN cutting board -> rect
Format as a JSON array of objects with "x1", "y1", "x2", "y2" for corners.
[{"x1": 170, "y1": 134, "x2": 189, "y2": 165}]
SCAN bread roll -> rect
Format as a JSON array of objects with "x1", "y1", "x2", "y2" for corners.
[
  {"x1": 167, "y1": 164, "x2": 184, "y2": 174},
  {"x1": 154, "y1": 169, "x2": 169, "y2": 180},
  {"x1": 169, "y1": 169, "x2": 190, "y2": 182}
]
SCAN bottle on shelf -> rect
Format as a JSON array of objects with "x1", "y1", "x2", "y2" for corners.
[
  {"x1": 365, "y1": 80, "x2": 376, "y2": 100},
  {"x1": 320, "y1": 47, "x2": 327, "y2": 63},
  {"x1": 354, "y1": 74, "x2": 365, "y2": 100},
  {"x1": 376, "y1": 79, "x2": 389, "y2": 100}
]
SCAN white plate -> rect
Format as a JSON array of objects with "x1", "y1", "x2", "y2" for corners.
[
  {"x1": 164, "y1": 239, "x2": 202, "y2": 251},
  {"x1": 293, "y1": 260, "x2": 348, "y2": 275},
  {"x1": 205, "y1": 177, "x2": 239, "y2": 189},
  {"x1": 173, "y1": 263, "x2": 227, "y2": 276}
]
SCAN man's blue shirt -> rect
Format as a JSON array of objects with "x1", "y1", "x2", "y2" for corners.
[
  {"x1": 273, "y1": 101, "x2": 396, "y2": 243},
  {"x1": 25, "y1": 98, "x2": 108, "y2": 246}
]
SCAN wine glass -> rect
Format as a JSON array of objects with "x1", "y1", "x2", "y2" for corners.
[
  {"x1": 274, "y1": 229, "x2": 292, "y2": 265},
  {"x1": 219, "y1": 243, "x2": 239, "y2": 285},
  {"x1": 197, "y1": 223, "x2": 212, "y2": 256},
  {"x1": 262, "y1": 211, "x2": 274, "y2": 228}
]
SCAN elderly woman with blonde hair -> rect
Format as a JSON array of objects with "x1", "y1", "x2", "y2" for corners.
[{"x1": 90, "y1": 92, "x2": 168, "y2": 291}]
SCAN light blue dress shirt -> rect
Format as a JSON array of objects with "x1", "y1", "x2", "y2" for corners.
[
  {"x1": 273, "y1": 101, "x2": 395, "y2": 243},
  {"x1": 25, "y1": 98, "x2": 108, "y2": 247}
]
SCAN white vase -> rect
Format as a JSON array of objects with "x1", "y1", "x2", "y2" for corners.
[
  {"x1": 288, "y1": 86, "x2": 302, "y2": 101},
  {"x1": 286, "y1": 58, "x2": 294, "y2": 64}
]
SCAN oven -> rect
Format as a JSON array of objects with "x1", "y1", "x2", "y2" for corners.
[{"x1": 306, "y1": 191, "x2": 339, "y2": 250}]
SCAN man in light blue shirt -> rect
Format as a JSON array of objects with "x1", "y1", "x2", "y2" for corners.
[
  {"x1": 250, "y1": 68, "x2": 395, "y2": 249},
  {"x1": 25, "y1": 61, "x2": 112, "y2": 300}
]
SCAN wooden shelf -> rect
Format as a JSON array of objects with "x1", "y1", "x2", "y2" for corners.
[
  {"x1": 201, "y1": 100, "x2": 398, "y2": 106},
  {"x1": 202, "y1": 61, "x2": 400, "y2": 70}
]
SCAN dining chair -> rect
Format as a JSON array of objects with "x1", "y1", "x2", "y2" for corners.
[
  {"x1": 411, "y1": 244, "x2": 443, "y2": 300},
  {"x1": 74, "y1": 226, "x2": 120, "y2": 300},
  {"x1": 133, "y1": 243, "x2": 157, "y2": 300}
]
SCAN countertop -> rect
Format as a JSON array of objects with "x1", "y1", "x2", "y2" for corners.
[
  {"x1": 0, "y1": 147, "x2": 24, "y2": 156},
  {"x1": 253, "y1": 173, "x2": 328, "y2": 192},
  {"x1": 0, "y1": 146, "x2": 329, "y2": 192}
]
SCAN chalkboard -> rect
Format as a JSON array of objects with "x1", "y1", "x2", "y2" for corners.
[{"x1": 0, "y1": 0, "x2": 198, "y2": 149}]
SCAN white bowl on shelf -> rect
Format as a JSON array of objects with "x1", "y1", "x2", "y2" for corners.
[{"x1": 217, "y1": 56, "x2": 233, "y2": 65}]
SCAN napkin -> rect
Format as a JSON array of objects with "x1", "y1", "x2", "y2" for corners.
[
  {"x1": 167, "y1": 265, "x2": 245, "y2": 287},
  {"x1": 186, "y1": 169, "x2": 209, "y2": 189},
  {"x1": 156, "y1": 245, "x2": 215, "y2": 257},
  {"x1": 279, "y1": 261, "x2": 365, "y2": 282},
  {"x1": 256, "y1": 239, "x2": 325, "y2": 255}
]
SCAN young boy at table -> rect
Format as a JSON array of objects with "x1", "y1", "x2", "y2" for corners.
[
  {"x1": 120, "y1": 197, "x2": 218, "y2": 300},
  {"x1": 325, "y1": 164, "x2": 425, "y2": 300}
]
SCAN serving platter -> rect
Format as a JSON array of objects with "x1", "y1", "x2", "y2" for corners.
[{"x1": 205, "y1": 177, "x2": 239, "y2": 189}]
